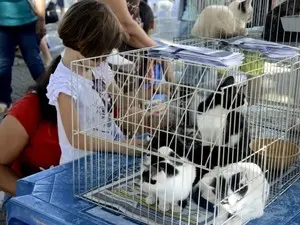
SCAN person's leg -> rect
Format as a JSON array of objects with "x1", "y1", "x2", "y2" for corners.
[
  {"x1": 178, "y1": 20, "x2": 195, "y2": 37},
  {"x1": 178, "y1": 20, "x2": 189, "y2": 37},
  {"x1": 187, "y1": 20, "x2": 195, "y2": 34},
  {"x1": 17, "y1": 22, "x2": 45, "y2": 81},
  {"x1": 0, "y1": 26, "x2": 16, "y2": 112},
  {"x1": 57, "y1": 0, "x2": 65, "y2": 18},
  {"x1": 40, "y1": 36, "x2": 52, "y2": 67},
  {"x1": 60, "y1": 7, "x2": 65, "y2": 18}
]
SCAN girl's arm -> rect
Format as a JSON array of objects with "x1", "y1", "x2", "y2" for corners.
[
  {"x1": 34, "y1": 0, "x2": 45, "y2": 19},
  {"x1": 99, "y1": 0, "x2": 156, "y2": 48},
  {"x1": 58, "y1": 93, "x2": 146, "y2": 154},
  {"x1": 107, "y1": 80, "x2": 154, "y2": 111},
  {"x1": 0, "y1": 116, "x2": 29, "y2": 196}
]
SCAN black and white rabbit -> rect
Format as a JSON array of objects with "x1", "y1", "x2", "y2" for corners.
[
  {"x1": 141, "y1": 146, "x2": 199, "y2": 212},
  {"x1": 197, "y1": 76, "x2": 250, "y2": 152},
  {"x1": 199, "y1": 162, "x2": 270, "y2": 225},
  {"x1": 148, "y1": 131, "x2": 265, "y2": 221},
  {"x1": 149, "y1": 129, "x2": 250, "y2": 180}
]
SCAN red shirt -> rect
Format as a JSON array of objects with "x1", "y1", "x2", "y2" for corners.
[{"x1": 6, "y1": 93, "x2": 61, "y2": 178}]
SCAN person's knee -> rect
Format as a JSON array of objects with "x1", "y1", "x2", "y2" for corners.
[{"x1": 20, "y1": 46, "x2": 45, "y2": 80}]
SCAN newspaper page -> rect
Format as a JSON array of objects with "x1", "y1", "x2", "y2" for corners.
[{"x1": 85, "y1": 173, "x2": 214, "y2": 225}]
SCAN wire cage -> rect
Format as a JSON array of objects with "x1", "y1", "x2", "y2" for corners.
[
  {"x1": 70, "y1": 46, "x2": 300, "y2": 225},
  {"x1": 168, "y1": 0, "x2": 300, "y2": 46}
]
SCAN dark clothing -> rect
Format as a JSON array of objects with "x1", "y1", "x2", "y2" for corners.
[
  {"x1": 57, "y1": 0, "x2": 64, "y2": 8},
  {"x1": 0, "y1": 22, "x2": 44, "y2": 106}
]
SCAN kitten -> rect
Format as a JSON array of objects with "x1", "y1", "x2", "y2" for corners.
[
  {"x1": 199, "y1": 162, "x2": 270, "y2": 225},
  {"x1": 141, "y1": 146, "x2": 198, "y2": 212},
  {"x1": 191, "y1": 0, "x2": 253, "y2": 39},
  {"x1": 196, "y1": 76, "x2": 250, "y2": 151}
]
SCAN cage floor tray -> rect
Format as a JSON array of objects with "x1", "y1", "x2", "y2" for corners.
[
  {"x1": 6, "y1": 155, "x2": 300, "y2": 225},
  {"x1": 83, "y1": 173, "x2": 214, "y2": 225}
]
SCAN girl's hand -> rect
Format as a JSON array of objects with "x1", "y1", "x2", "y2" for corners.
[{"x1": 120, "y1": 138, "x2": 150, "y2": 155}]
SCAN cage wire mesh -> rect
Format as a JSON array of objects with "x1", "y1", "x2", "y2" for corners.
[
  {"x1": 70, "y1": 45, "x2": 300, "y2": 225},
  {"x1": 161, "y1": 0, "x2": 300, "y2": 46}
]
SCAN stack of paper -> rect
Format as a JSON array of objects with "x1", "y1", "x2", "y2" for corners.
[
  {"x1": 148, "y1": 43, "x2": 245, "y2": 68},
  {"x1": 225, "y1": 37, "x2": 299, "y2": 59}
]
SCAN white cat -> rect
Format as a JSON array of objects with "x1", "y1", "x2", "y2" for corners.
[
  {"x1": 200, "y1": 162, "x2": 270, "y2": 225},
  {"x1": 191, "y1": 0, "x2": 253, "y2": 39}
]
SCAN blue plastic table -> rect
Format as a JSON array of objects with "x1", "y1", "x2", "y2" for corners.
[
  {"x1": 6, "y1": 154, "x2": 144, "y2": 225},
  {"x1": 6, "y1": 155, "x2": 300, "y2": 225}
]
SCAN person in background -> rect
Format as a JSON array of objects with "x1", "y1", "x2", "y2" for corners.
[
  {"x1": 177, "y1": 0, "x2": 198, "y2": 37},
  {"x1": 57, "y1": 0, "x2": 65, "y2": 18},
  {"x1": 100, "y1": 0, "x2": 156, "y2": 51},
  {"x1": 15, "y1": 37, "x2": 52, "y2": 67},
  {"x1": 103, "y1": 0, "x2": 175, "y2": 91},
  {"x1": 0, "y1": 58, "x2": 61, "y2": 198},
  {"x1": 0, "y1": 0, "x2": 46, "y2": 113},
  {"x1": 139, "y1": 0, "x2": 155, "y2": 35}
]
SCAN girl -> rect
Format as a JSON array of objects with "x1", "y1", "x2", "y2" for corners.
[
  {"x1": 46, "y1": 0, "x2": 148, "y2": 164},
  {"x1": 0, "y1": 58, "x2": 61, "y2": 197}
]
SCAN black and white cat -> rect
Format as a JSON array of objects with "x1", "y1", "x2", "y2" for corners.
[
  {"x1": 191, "y1": 0, "x2": 253, "y2": 39},
  {"x1": 196, "y1": 76, "x2": 250, "y2": 152},
  {"x1": 141, "y1": 146, "x2": 199, "y2": 212},
  {"x1": 199, "y1": 162, "x2": 270, "y2": 225}
]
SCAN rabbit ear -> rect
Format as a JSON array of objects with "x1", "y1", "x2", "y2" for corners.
[
  {"x1": 205, "y1": 176, "x2": 227, "y2": 199},
  {"x1": 209, "y1": 177, "x2": 217, "y2": 195},
  {"x1": 241, "y1": 171, "x2": 248, "y2": 181},
  {"x1": 244, "y1": 0, "x2": 252, "y2": 6},
  {"x1": 150, "y1": 165, "x2": 158, "y2": 177},
  {"x1": 158, "y1": 162, "x2": 179, "y2": 177},
  {"x1": 218, "y1": 76, "x2": 235, "y2": 90},
  {"x1": 202, "y1": 176, "x2": 217, "y2": 190}
]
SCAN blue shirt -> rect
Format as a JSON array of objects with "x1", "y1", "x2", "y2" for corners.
[{"x1": 0, "y1": 0, "x2": 37, "y2": 26}]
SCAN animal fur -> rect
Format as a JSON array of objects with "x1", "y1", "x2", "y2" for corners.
[
  {"x1": 199, "y1": 162, "x2": 270, "y2": 225},
  {"x1": 141, "y1": 147, "x2": 197, "y2": 212},
  {"x1": 191, "y1": 0, "x2": 253, "y2": 39}
]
